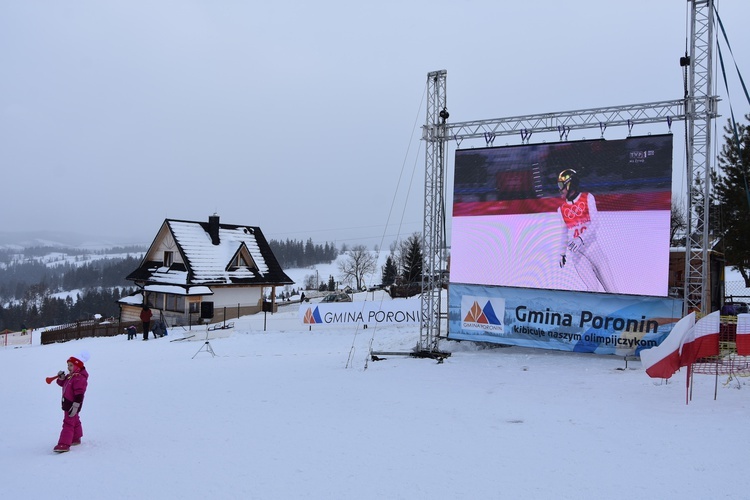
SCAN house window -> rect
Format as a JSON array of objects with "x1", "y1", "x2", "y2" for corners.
[
  {"x1": 188, "y1": 300, "x2": 200, "y2": 314},
  {"x1": 146, "y1": 292, "x2": 159, "y2": 307},
  {"x1": 164, "y1": 251, "x2": 174, "y2": 267},
  {"x1": 231, "y1": 254, "x2": 248, "y2": 268},
  {"x1": 165, "y1": 294, "x2": 185, "y2": 312},
  {"x1": 147, "y1": 293, "x2": 163, "y2": 309}
]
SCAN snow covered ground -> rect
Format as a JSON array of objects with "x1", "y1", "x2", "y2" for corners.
[{"x1": 3, "y1": 292, "x2": 750, "y2": 499}]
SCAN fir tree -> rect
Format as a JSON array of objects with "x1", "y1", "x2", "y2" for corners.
[
  {"x1": 401, "y1": 234, "x2": 423, "y2": 283},
  {"x1": 712, "y1": 115, "x2": 750, "y2": 286},
  {"x1": 381, "y1": 255, "x2": 398, "y2": 286}
]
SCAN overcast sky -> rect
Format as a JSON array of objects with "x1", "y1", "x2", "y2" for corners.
[{"x1": 2, "y1": 1, "x2": 749, "y2": 248}]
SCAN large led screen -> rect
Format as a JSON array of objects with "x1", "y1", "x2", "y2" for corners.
[{"x1": 450, "y1": 134, "x2": 673, "y2": 297}]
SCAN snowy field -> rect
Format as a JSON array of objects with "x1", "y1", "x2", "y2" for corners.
[{"x1": 3, "y1": 293, "x2": 750, "y2": 499}]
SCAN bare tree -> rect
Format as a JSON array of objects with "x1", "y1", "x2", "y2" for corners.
[
  {"x1": 337, "y1": 245, "x2": 377, "y2": 291},
  {"x1": 670, "y1": 198, "x2": 687, "y2": 247},
  {"x1": 303, "y1": 274, "x2": 317, "y2": 291}
]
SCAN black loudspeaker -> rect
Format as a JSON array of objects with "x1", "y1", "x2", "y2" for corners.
[
  {"x1": 200, "y1": 301, "x2": 214, "y2": 319},
  {"x1": 262, "y1": 301, "x2": 273, "y2": 313}
]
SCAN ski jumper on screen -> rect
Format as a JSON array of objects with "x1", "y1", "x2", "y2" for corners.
[{"x1": 556, "y1": 169, "x2": 618, "y2": 293}]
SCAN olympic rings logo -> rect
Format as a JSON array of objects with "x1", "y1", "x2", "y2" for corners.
[{"x1": 563, "y1": 202, "x2": 586, "y2": 219}]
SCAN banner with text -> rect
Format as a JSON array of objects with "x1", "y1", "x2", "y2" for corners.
[
  {"x1": 448, "y1": 284, "x2": 683, "y2": 355},
  {"x1": 300, "y1": 299, "x2": 423, "y2": 326}
]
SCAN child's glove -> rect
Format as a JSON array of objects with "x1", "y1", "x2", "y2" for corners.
[
  {"x1": 57, "y1": 371, "x2": 65, "y2": 379},
  {"x1": 69, "y1": 402, "x2": 81, "y2": 418}
]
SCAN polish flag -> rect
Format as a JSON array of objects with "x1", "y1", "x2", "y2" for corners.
[
  {"x1": 640, "y1": 312, "x2": 695, "y2": 379},
  {"x1": 679, "y1": 311, "x2": 720, "y2": 366},
  {"x1": 736, "y1": 313, "x2": 750, "y2": 356}
]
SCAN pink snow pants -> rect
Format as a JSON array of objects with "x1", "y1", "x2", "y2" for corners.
[{"x1": 58, "y1": 411, "x2": 83, "y2": 446}]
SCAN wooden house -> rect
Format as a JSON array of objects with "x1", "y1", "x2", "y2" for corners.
[{"x1": 120, "y1": 214, "x2": 293, "y2": 327}]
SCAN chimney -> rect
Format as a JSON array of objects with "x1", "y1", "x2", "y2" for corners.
[{"x1": 208, "y1": 214, "x2": 220, "y2": 245}]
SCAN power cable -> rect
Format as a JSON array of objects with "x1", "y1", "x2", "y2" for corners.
[
  {"x1": 345, "y1": 82, "x2": 428, "y2": 369},
  {"x1": 713, "y1": 4, "x2": 750, "y2": 211}
]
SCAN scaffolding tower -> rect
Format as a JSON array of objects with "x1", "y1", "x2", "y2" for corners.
[
  {"x1": 684, "y1": 0, "x2": 717, "y2": 316},
  {"x1": 418, "y1": 70, "x2": 448, "y2": 356}
]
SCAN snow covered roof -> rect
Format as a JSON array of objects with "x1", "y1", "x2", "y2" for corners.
[
  {"x1": 126, "y1": 216, "x2": 293, "y2": 288},
  {"x1": 119, "y1": 293, "x2": 143, "y2": 306},
  {"x1": 144, "y1": 284, "x2": 214, "y2": 296}
]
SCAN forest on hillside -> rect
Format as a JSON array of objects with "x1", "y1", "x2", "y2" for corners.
[
  {"x1": 0, "y1": 249, "x2": 142, "y2": 331},
  {"x1": 268, "y1": 238, "x2": 338, "y2": 268},
  {"x1": 0, "y1": 239, "x2": 337, "y2": 332}
]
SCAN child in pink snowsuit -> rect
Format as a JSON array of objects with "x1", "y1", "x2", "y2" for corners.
[{"x1": 54, "y1": 356, "x2": 89, "y2": 453}]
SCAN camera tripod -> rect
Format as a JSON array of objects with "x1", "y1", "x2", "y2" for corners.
[{"x1": 192, "y1": 326, "x2": 216, "y2": 358}]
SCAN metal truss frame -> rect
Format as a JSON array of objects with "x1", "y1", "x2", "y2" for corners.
[
  {"x1": 418, "y1": 1, "x2": 718, "y2": 352},
  {"x1": 684, "y1": 0, "x2": 717, "y2": 315},
  {"x1": 443, "y1": 99, "x2": 686, "y2": 142},
  {"x1": 418, "y1": 70, "x2": 447, "y2": 354}
]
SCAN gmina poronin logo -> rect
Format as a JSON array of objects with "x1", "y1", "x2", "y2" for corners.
[
  {"x1": 461, "y1": 296, "x2": 505, "y2": 333},
  {"x1": 303, "y1": 307, "x2": 323, "y2": 324}
]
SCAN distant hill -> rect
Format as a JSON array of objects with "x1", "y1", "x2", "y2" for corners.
[{"x1": 0, "y1": 230, "x2": 146, "y2": 249}]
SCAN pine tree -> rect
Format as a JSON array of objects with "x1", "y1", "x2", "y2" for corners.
[
  {"x1": 381, "y1": 255, "x2": 398, "y2": 286},
  {"x1": 401, "y1": 234, "x2": 423, "y2": 283},
  {"x1": 304, "y1": 238, "x2": 315, "y2": 267},
  {"x1": 713, "y1": 114, "x2": 750, "y2": 286}
]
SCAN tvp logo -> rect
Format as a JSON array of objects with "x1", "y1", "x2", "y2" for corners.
[{"x1": 461, "y1": 296, "x2": 505, "y2": 334}]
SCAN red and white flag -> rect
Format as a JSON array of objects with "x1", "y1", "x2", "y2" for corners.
[
  {"x1": 640, "y1": 312, "x2": 695, "y2": 379},
  {"x1": 679, "y1": 310, "x2": 720, "y2": 366},
  {"x1": 736, "y1": 313, "x2": 750, "y2": 356}
]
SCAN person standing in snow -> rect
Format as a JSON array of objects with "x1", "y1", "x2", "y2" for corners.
[
  {"x1": 140, "y1": 305, "x2": 153, "y2": 341},
  {"x1": 54, "y1": 356, "x2": 89, "y2": 453}
]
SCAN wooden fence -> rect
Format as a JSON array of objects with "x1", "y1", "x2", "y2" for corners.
[
  {"x1": 41, "y1": 320, "x2": 140, "y2": 345},
  {"x1": 40, "y1": 304, "x2": 271, "y2": 345}
]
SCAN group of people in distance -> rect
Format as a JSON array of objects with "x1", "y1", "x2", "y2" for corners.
[{"x1": 125, "y1": 305, "x2": 167, "y2": 341}]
